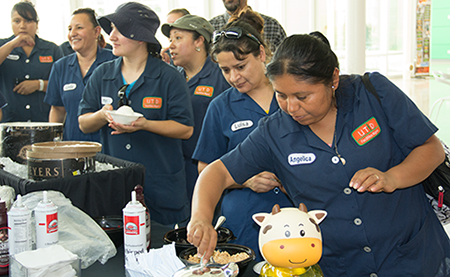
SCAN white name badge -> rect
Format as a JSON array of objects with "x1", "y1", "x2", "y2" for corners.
[
  {"x1": 288, "y1": 153, "x2": 316, "y2": 166},
  {"x1": 231, "y1": 120, "x2": 253, "y2": 132},
  {"x1": 101, "y1": 96, "x2": 113, "y2": 105},
  {"x1": 7, "y1": 54, "x2": 19, "y2": 60},
  {"x1": 63, "y1": 83, "x2": 77, "y2": 91}
]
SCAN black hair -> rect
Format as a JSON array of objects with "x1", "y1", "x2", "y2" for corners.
[
  {"x1": 72, "y1": 8, "x2": 107, "y2": 48},
  {"x1": 147, "y1": 43, "x2": 162, "y2": 59},
  {"x1": 211, "y1": 20, "x2": 267, "y2": 63},
  {"x1": 12, "y1": 1, "x2": 38, "y2": 23},
  {"x1": 191, "y1": 31, "x2": 210, "y2": 54},
  {"x1": 266, "y1": 33, "x2": 339, "y2": 86}
]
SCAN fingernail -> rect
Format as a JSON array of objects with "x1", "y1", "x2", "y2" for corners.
[
  {"x1": 349, "y1": 182, "x2": 354, "y2": 188},
  {"x1": 353, "y1": 183, "x2": 360, "y2": 190}
]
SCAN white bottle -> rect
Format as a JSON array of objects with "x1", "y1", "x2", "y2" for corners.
[
  {"x1": 123, "y1": 191, "x2": 146, "y2": 266},
  {"x1": 34, "y1": 191, "x2": 58, "y2": 249},
  {"x1": 8, "y1": 195, "x2": 31, "y2": 255}
]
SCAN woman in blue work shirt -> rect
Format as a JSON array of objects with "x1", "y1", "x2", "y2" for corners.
[
  {"x1": 0, "y1": 1, "x2": 63, "y2": 122},
  {"x1": 192, "y1": 16, "x2": 293, "y2": 261},
  {"x1": 161, "y1": 15, "x2": 230, "y2": 202},
  {"x1": 188, "y1": 34, "x2": 450, "y2": 276},
  {"x1": 45, "y1": 8, "x2": 116, "y2": 141},
  {"x1": 78, "y1": 2, "x2": 194, "y2": 226}
]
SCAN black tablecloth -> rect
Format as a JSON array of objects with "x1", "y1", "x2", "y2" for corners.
[{"x1": 83, "y1": 220, "x2": 259, "y2": 276}]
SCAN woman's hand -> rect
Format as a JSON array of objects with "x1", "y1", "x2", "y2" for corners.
[
  {"x1": 243, "y1": 171, "x2": 283, "y2": 193},
  {"x1": 109, "y1": 116, "x2": 146, "y2": 135},
  {"x1": 13, "y1": 80, "x2": 39, "y2": 95},
  {"x1": 11, "y1": 33, "x2": 35, "y2": 48},
  {"x1": 350, "y1": 168, "x2": 397, "y2": 193},
  {"x1": 186, "y1": 218, "x2": 218, "y2": 264}
]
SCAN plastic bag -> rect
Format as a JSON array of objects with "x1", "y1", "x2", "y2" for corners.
[{"x1": 20, "y1": 190, "x2": 117, "y2": 269}]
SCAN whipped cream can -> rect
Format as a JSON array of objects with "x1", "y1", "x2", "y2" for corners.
[
  {"x1": 34, "y1": 191, "x2": 58, "y2": 249},
  {"x1": 123, "y1": 191, "x2": 146, "y2": 266},
  {"x1": 8, "y1": 195, "x2": 31, "y2": 255}
]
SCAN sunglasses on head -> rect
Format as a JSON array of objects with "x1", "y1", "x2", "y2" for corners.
[{"x1": 212, "y1": 27, "x2": 261, "y2": 45}]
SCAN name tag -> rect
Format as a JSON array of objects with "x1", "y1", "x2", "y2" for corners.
[
  {"x1": 194, "y1": 85, "x2": 214, "y2": 97},
  {"x1": 231, "y1": 120, "x2": 253, "y2": 132},
  {"x1": 63, "y1": 83, "x2": 77, "y2": 91},
  {"x1": 142, "y1": 97, "x2": 162, "y2": 109},
  {"x1": 7, "y1": 54, "x2": 19, "y2": 60},
  {"x1": 352, "y1": 117, "x2": 381, "y2": 146},
  {"x1": 101, "y1": 96, "x2": 113, "y2": 105},
  {"x1": 39, "y1": 56, "x2": 54, "y2": 63},
  {"x1": 288, "y1": 153, "x2": 316, "y2": 166}
]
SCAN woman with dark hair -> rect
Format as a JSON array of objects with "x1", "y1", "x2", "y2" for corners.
[
  {"x1": 191, "y1": 17, "x2": 293, "y2": 261},
  {"x1": 78, "y1": 2, "x2": 194, "y2": 226},
  {"x1": 44, "y1": 8, "x2": 116, "y2": 141},
  {"x1": 188, "y1": 33, "x2": 450, "y2": 276},
  {"x1": 0, "y1": 1, "x2": 63, "y2": 122},
  {"x1": 161, "y1": 15, "x2": 230, "y2": 202}
]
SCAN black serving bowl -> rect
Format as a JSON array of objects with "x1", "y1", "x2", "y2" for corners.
[
  {"x1": 163, "y1": 227, "x2": 236, "y2": 255},
  {"x1": 94, "y1": 215, "x2": 123, "y2": 248},
  {"x1": 178, "y1": 243, "x2": 255, "y2": 276}
]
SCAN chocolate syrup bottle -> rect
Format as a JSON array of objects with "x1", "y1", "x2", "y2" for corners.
[
  {"x1": 0, "y1": 200, "x2": 9, "y2": 275},
  {"x1": 134, "y1": 185, "x2": 151, "y2": 250}
]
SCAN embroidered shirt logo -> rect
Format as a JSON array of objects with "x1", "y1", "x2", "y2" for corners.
[
  {"x1": 7, "y1": 54, "x2": 19, "y2": 60},
  {"x1": 231, "y1": 120, "x2": 253, "y2": 131},
  {"x1": 288, "y1": 153, "x2": 316, "y2": 166},
  {"x1": 63, "y1": 83, "x2": 77, "y2": 91},
  {"x1": 194, "y1": 85, "x2": 214, "y2": 97},
  {"x1": 39, "y1": 56, "x2": 53, "y2": 63},
  {"x1": 352, "y1": 117, "x2": 381, "y2": 146},
  {"x1": 143, "y1": 97, "x2": 162, "y2": 109}
]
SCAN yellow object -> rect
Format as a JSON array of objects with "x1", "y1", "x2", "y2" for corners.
[{"x1": 259, "y1": 263, "x2": 323, "y2": 277}]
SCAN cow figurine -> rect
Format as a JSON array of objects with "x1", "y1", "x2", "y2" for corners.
[{"x1": 252, "y1": 203, "x2": 327, "y2": 277}]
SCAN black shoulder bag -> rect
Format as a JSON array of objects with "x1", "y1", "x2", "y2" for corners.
[{"x1": 361, "y1": 72, "x2": 450, "y2": 207}]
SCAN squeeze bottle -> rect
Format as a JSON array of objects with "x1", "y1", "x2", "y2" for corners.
[
  {"x1": 123, "y1": 190, "x2": 146, "y2": 266},
  {"x1": 8, "y1": 194, "x2": 31, "y2": 255},
  {"x1": 35, "y1": 191, "x2": 58, "y2": 249}
]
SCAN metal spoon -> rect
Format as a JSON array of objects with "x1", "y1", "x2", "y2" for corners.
[{"x1": 214, "y1": 216, "x2": 226, "y2": 230}]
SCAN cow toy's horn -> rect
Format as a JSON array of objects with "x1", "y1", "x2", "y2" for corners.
[
  {"x1": 299, "y1": 203, "x2": 308, "y2": 212},
  {"x1": 272, "y1": 204, "x2": 281, "y2": 215}
]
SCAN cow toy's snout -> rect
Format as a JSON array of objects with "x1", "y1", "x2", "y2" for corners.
[{"x1": 261, "y1": 237, "x2": 323, "y2": 268}]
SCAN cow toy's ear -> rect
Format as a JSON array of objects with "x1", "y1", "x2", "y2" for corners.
[
  {"x1": 252, "y1": 212, "x2": 269, "y2": 227},
  {"x1": 309, "y1": 210, "x2": 327, "y2": 225}
]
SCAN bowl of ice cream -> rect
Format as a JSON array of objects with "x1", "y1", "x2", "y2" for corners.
[{"x1": 108, "y1": 106, "x2": 143, "y2": 125}]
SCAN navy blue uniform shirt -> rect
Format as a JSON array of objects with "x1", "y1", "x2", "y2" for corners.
[
  {"x1": 79, "y1": 55, "x2": 194, "y2": 225},
  {"x1": 221, "y1": 72, "x2": 450, "y2": 276},
  {"x1": 0, "y1": 35, "x2": 63, "y2": 122},
  {"x1": 180, "y1": 57, "x2": 230, "y2": 200},
  {"x1": 45, "y1": 46, "x2": 116, "y2": 141}
]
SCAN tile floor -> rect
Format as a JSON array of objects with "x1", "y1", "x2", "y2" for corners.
[{"x1": 389, "y1": 60, "x2": 450, "y2": 146}]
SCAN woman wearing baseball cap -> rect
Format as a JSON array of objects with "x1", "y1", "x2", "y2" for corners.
[
  {"x1": 162, "y1": 15, "x2": 231, "y2": 202},
  {"x1": 78, "y1": 2, "x2": 194, "y2": 226}
]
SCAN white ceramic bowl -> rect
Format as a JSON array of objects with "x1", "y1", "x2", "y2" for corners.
[{"x1": 108, "y1": 110, "x2": 143, "y2": 125}]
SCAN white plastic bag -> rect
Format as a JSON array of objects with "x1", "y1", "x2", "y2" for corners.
[{"x1": 20, "y1": 190, "x2": 117, "y2": 269}]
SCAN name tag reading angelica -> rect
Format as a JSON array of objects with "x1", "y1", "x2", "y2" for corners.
[{"x1": 288, "y1": 153, "x2": 316, "y2": 166}]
